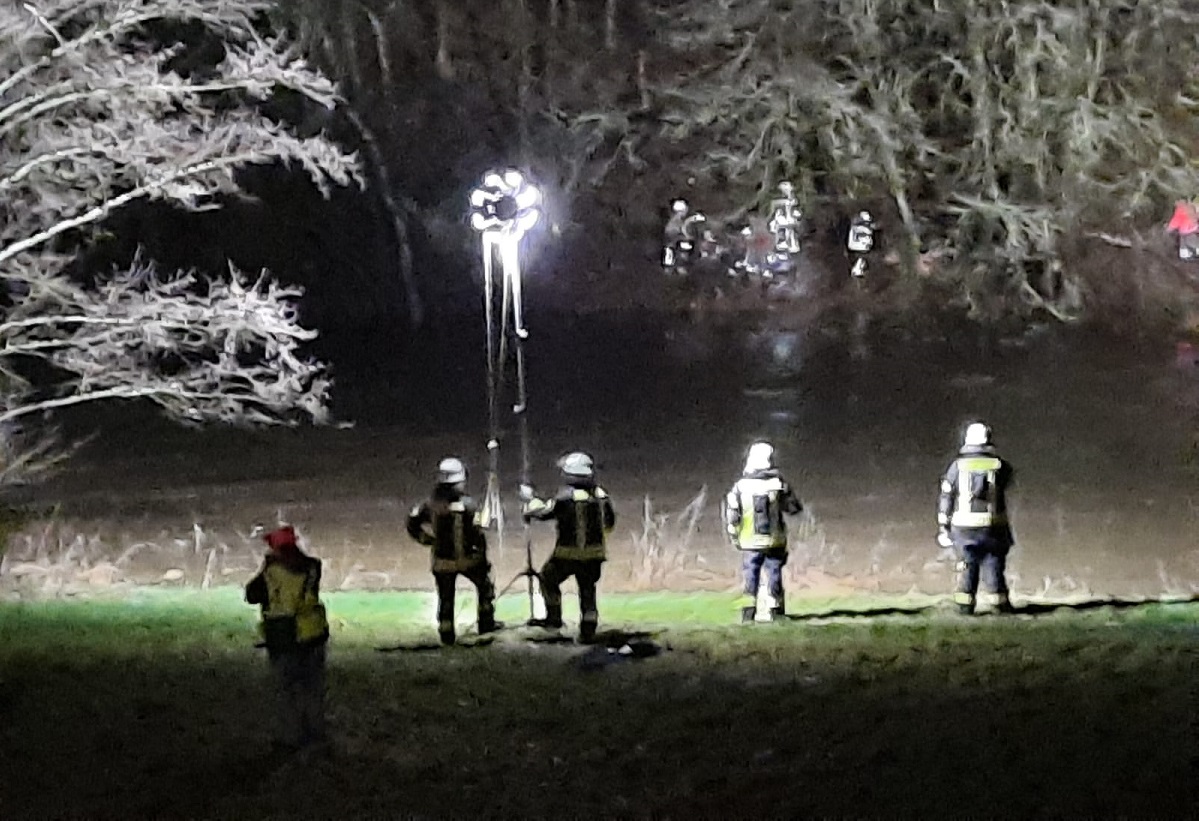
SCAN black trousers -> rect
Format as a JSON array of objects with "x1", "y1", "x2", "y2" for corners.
[
  {"x1": 539, "y1": 557, "x2": 603, "y2": 633},
  {"x1": 741, "y1": 548, "x2": 788, "y2": 614},
  {"x1": 953, "y1": 530, "x2": 1011, "y2": 610},
  {"x1": 434, "y1": 562, "x2": 496, "y2": 640}
]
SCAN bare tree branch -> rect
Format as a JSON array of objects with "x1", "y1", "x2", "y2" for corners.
[{"x1": 0, "y1": 0, "x2": 362, "y2": 487}]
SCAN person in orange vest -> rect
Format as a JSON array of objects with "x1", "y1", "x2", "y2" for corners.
[{"x1": 245, "y1": 525, "x2": 330, "y2": 756}]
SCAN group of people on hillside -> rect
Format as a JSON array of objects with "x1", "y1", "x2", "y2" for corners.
[
  {"x1": 244, "y1": 421, "x2": 1015, "y2": 757},
  {"x1": 663, "y1": 183, "x2": 877, "y2": 279}
]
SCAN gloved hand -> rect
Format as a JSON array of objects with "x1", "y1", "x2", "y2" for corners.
[
  {"x1": 936, "y1": 530, "x2": 953, "y2": 549},
  {"x1": 518, "y1": 483, "x2": 536, "y2": 502}
]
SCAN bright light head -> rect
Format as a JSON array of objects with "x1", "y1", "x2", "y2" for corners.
[{"x1": 469, "y1": 168, "x2": 542, "y2": 240}]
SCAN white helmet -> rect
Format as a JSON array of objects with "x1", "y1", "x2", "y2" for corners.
[
  {"x1": 671, "y1": 199, "x2": 688, "y2": 214},
  {"x1": 858, "y1": 210, "x2": 873, "y2": 223},
  {"x1": 744, "y1": 441, "x2": 775, "y2": 473},
  {"x1": 437, "y1": 457, "x2": 466, "y2": 484},
  {"x1": 779, "y1": 181, "x2": 794, "y2": 195},
  {"x1": 559, "y1": 451, "x2": 594, "y2": 478},
  {"x1": 963, "y1": 422, "x2": 992, "y2": 448}
]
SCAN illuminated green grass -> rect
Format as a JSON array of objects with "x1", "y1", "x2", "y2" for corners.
[{"x1": 0, "y1": 590, "x2": 1194, "y2": 819}]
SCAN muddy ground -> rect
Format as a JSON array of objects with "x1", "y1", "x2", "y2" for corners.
[{"x1": 6, "y1": 264, "x2": 1199, "y2": 605}]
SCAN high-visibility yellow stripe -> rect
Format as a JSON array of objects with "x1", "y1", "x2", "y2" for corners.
[
  {"x1": 953, "y1": 591, "x2": 975, "y2": 606},
  {"x1": 957, "y1": 457, "x2": 1001, "y2": 472},
  {"x1": 553, "y1": 545, "x2": 606, "y2": 561},
  {"x1": 951, "y1": 511, "x2": 1007, "y2": 527},
  {"x1": 432, "y1": 556, "x2": 484, "y2": 572}
]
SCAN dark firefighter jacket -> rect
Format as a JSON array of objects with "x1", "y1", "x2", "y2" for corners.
[
  {"x1": 523, "y1": 480, "x2": 616, "y2": 562},
  {"x1": 245, "y1": 551, "x2": 329, "y2": 653},
  {"x1": 407, "y1": 485, "x2": 489, "y2": 573},
  {"x1": 938, "y1": 445, "x2": 1015, "y2": 543},
  {"x1": 724, "y1": 469, "x2": 803, "y2": 550}
]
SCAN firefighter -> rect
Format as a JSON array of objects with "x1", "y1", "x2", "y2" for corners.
[
  {"x1": 521, "y1": 451, "x2": 616, "y2": 643},
  {"x1": 937, "y1": 422, "x2": 1016, "y2": 615},
  {"x1": 663, "y1": 198, "x2": 707, "y2": 272},
  {"x1": 407, "y1": 457, "x2": 499, "y2": 645},
  {"x1": 846, "y1": 210, "x2": 875, "y2": 278},
  {"x1": 724, "y1": 441, "x2": 803, "y2": 623},
  {"x1": 768, "y1": 180, "x2": 802, "y2": 255},
  {"x1": 245, "y1": 525, "x2": 330, "y2": 755}
]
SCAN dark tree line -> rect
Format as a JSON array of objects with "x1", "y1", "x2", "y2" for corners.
[{"x1": 278, "y1": 0, "x2": 1199, "y2": 324}]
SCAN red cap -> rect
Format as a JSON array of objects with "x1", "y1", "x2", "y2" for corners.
[{"x1": 263, "y1": 526, "x2": 298, "y2": 553}]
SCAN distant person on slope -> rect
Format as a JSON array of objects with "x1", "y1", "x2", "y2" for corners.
[
  {"x1": 1167, "y1": 199, "x2": 1199, "y2": 260},
  {"x1": 937, "y1": 422, "x2": 1016, "y2": 615},
  {"x1": 245, "y1": 525, "x2": 330, "y2": 757},
  {"x1": 724, "y1": 441, "x2": 803, "y2": 623}
]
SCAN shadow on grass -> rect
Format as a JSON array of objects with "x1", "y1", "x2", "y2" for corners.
[
  {"x1": 782, "y1": 595, "x2": 1199, "y2": 622},
  {"x1": 374, "y1": 627, "x2": 663, "y2": 653},
  {"x1": 1013, "y1": 594, "x2": 1199, "y2": 616},
  {"x1": 375, "y1": 634, "x2": 497, "y2": 652},
  {"x1": 785, "y1": 605, "x2": 938, "y2": 621}
]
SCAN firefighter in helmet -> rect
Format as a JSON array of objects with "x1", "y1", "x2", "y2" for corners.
[
  {"x1": 245, "y1": 525, "x2": 330, "y2": 755},
  {"x1": 663, "y1": 198, "x2": 707, "y2": 272},
  {"x1": 724, "y1": 441, "x2": 803, "y2": 622},
  {"x1": 407, "y1": 457, "x2": 499, "y2": 645},
  {"x1": 768, "y1": 180, "x2": 802, "y2": 255},
  {"x1": 846, "y1": 210, "x2": 875, "y2": 278},
  {"x1": 521, "y1": 451, "x2": 616, "y2": 643},
  {"x1": 937, "y1": 422, "x2": 1016, "y2": 614}
]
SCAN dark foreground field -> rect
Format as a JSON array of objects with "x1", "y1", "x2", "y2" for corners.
[{"x1": 0, "y1": 590, "x2": 1194, "y2": 819}]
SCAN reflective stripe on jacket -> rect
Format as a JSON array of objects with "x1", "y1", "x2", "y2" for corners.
[
  {"x1": 524, "y1": 485, "x2": 615, "y2": 562},
  {"x1": 938, "y1": 449, "x2": 1012, "y2": 531},
  {"x1": 725, "y1": 473, "x2": 802, "y2": 551},
  {"x1": 407, "y1": 491, "x2": 488, "y2": 573}
]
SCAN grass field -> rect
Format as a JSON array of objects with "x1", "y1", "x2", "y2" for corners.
[{"x1": 0, "y1": 588, "x2": 1195, "y2": 819}]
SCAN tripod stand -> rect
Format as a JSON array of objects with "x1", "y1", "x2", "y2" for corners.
[{"x1": 493, "y1": 301, "x2": 543, "y2": 626}]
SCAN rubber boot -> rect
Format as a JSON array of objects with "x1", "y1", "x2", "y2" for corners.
[
  {"x1": 532, "y1": 605, "x2": 564, "y2": 630},
  {"x1": 478, "y1": 616, "x2": 503, "y2": 635},
  {"x1": 439, "y1": 628, "x2": 456, "y2": 646},
  {"x1": 579, "y1": 619, "x2": 597, "y2": 644},
  {"x1": 740, "y1": 606, "x2": 757, "y2": 624},
  {"x1": 994, "y1": 595, "x2": 1014, "y2": 615},
  {"x1": 956, "y1": 603, "x2": 975, "y2": 616},
  {"x1": 769, "y1": 607, "x2": 787, "y2": 622}
]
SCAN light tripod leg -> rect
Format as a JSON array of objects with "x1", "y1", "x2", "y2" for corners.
[
  {"x1": 481, "y1": 235, "x2": 505, "y2": 551},
  {"x1": 524, "y1": 525, "x2": 537, "y2": 622}
]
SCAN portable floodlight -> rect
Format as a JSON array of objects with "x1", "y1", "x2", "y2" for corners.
[{"x1": 470, "y1": 169, "x2": 542, "y2": 548}]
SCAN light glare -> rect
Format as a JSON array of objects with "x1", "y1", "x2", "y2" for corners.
[{"x1": 515, "y1": 185, "x2": 540, "y2": 209}]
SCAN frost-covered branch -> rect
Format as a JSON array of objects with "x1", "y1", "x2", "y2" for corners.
[{"x1": 0, "y1": 0, "x2": 362, "y2": 485}]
